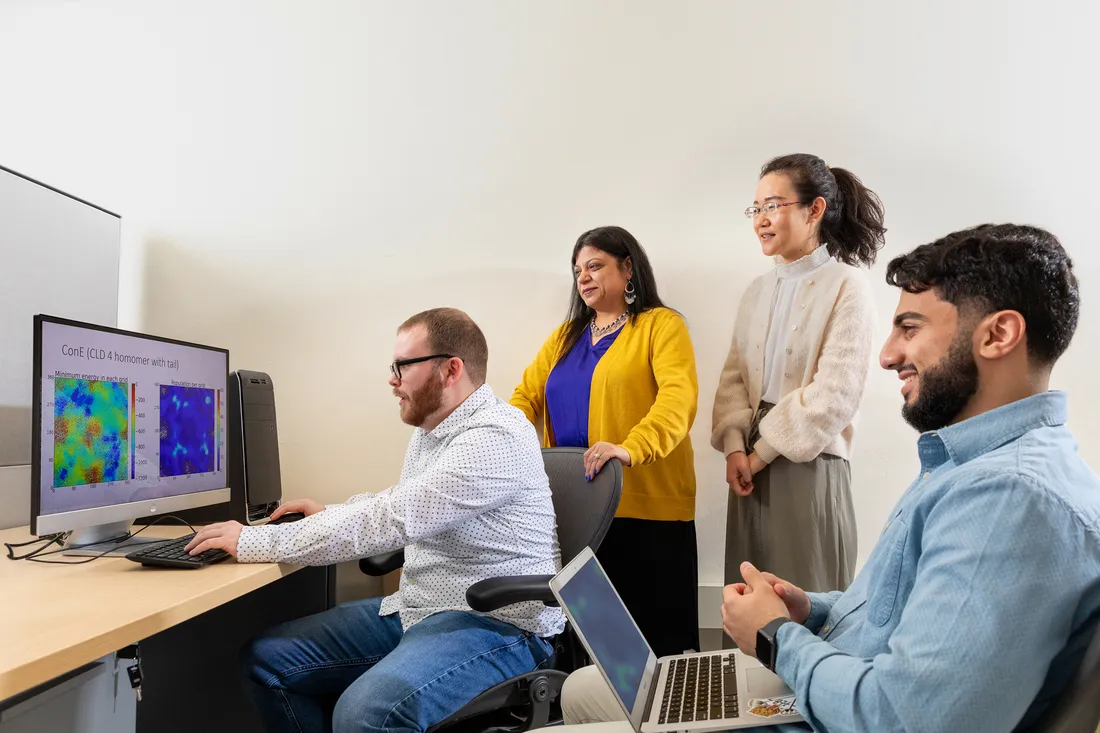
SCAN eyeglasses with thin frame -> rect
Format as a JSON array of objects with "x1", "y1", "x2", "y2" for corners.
[
  {"x1": 744, "y1": 201, "x2": 804, "y2": 219},
  {"x1": 389, "y1": 354, "x2": 454, "y2": 381}
]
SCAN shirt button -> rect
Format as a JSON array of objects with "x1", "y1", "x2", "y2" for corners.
[
  {"x1": 785, "y1": 373, "x2": 791, "y2": 378},
  {"x1": 923, "y1": 472, "x2": 931, "y2": 479},
  {"x1": 822, "y1": 626, "x2": 832, "y2": 634},
  {"x1": 791, "y1": 325, "x2": 797, "y2": 331},
  {"x1": 807, "y1": 280, "x2": 814, "y2": 285},
  {"x1": 801, "y1": 304, "x2": 806, "y2": 309},
  {"x1": 785, "y1": 348, "x2": 792, "y2": 354}
]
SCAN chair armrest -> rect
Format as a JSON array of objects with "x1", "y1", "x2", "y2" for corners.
[
  {"x1": 358, "y1": 549, "x2": 405, "y2": 576},
  {"x1": 466, "y1": 574, "x2": 558, "y2": 612}
]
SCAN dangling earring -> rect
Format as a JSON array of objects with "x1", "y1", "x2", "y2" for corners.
[{"x1": 624, "y1": 280, "x2": 637, "y2": 306}]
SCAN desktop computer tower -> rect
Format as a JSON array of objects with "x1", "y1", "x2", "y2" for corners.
[
  {"x1": 139, "y1": 369, "x2": 283, "y2": 526},
  {"x1": 228, "y1": 369, "x2": 283, "y2": 523}
]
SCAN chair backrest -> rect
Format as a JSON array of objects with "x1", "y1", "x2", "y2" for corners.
[
  {"x1": 541, "y1": 447, "x2": 622, "y2": 564},
  {"x1": 1028, "y1": 620, "x2": 1100, "y2": 733}
]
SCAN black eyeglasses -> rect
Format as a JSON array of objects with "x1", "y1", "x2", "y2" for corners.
[{"x1": 389, "y1": 354, "x2": 454, "y2": 381}]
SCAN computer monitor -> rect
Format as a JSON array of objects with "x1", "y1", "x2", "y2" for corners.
[{"x1": 30, "y1": 315, "x2": 230, "y2": 555}]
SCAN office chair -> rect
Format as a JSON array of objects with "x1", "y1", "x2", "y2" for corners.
[
  {"x1": 359, "y1": 446, "x2": 623, "y2": 733},
  {"x1": 1027, "y1": 620, "x2": 1100, "y2": 733}
]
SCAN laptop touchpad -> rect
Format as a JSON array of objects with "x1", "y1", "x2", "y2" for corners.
[{"x1": 745, "y1": 668, "x2": 793, "y2": 698}]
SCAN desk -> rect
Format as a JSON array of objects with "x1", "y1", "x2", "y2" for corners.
[{"x1": 0, "y1": 524, "x2": 334, "y2": 732}]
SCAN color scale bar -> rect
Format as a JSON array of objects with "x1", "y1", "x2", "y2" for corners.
[
  {"x1": 215, "y1": 389, "x2": 221, "y2": 471},
  {"x1": 131, "y1": 383, "x2": 136, "y2": 479}
]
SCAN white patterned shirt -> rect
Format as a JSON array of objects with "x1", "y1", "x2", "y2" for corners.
[{"x1": 236, "y1": 384, "x2": 567, "y2": 637}]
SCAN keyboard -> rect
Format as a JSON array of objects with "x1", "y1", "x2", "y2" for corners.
[
  {"x1": 125, "y1": 534, "x2": 231, "y2": 569},
  {"x1": 659, "y1": 652, "x2": 739, "y2": 725}
]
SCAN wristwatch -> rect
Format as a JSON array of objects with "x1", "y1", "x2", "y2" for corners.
[{"x1": 756, "y1": 617, "x2": 792, "y2": 672}]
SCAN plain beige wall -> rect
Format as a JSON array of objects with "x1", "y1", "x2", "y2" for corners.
[{"x1": 2, "y1": 1, "x2": 1098, "y2": 619}]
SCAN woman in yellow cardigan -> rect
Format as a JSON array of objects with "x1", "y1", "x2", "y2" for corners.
[{"x1": 511, "y1": 225, "x2": 700, "y2": 656}]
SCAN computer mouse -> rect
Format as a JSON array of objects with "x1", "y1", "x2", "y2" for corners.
[{"x1": 269, "y1": 511, "x2": 306, "y2": 525}]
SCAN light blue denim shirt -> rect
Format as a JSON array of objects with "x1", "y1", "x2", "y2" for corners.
[{"x1": 774, "y1": 391, "x2": 1100, "y2": 732}]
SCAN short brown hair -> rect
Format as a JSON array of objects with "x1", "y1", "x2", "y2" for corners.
[{"x1": 398, "y1": 308, "x2": 488, "y2": 385}]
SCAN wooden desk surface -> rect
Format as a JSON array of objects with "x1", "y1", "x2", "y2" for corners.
[{"x1": 0, "y1": 524, "x2": 303, "y2": 701}]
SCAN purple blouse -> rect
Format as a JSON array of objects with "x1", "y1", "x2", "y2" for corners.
[{"x1": 545, "y1": 328, "x2": 621, "y2": 447}]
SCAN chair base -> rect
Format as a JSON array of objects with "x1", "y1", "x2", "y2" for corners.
[{"x1": 428, "y1": 669, "x2": 569, "y2": 733}]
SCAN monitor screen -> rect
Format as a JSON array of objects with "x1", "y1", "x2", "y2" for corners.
[
  {"x1": 556, "y1": 554, "x2": 651, "y2": 711},
  {"x1": 34, "y1": 317, "x2": 228, "y2": 518}
]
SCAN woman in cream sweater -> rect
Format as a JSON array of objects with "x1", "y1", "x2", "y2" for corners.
[
  {"x1": 712, "y1": 153, "x2": 885, "y2": 596},
  {"x1": 512, "y1": 225, "x2": 700, "y2": 657}
]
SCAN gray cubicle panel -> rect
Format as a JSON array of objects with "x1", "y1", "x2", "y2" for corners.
[{"x1": 0, "y1": 165, "x2": 120, "y2": 530}]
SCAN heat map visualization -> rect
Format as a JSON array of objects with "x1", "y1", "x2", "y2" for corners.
[
  {"x1": 159, "y1": 385, "x2": 216, "y2": 477},
  {"x1": 53, "y1": 378, "x2": 130, "y2": 487}
]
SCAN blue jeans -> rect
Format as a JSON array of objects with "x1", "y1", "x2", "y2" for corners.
[{"x1": 240, "y1": 597, "x2": 554, "y2": 733}]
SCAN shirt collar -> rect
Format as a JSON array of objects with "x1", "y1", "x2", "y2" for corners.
[
  {"x1": 424, "y1": 383, "x2": 496, "y2": 439},
  {"x1": 917, "y1": 391, "x2": 1069, "y2": 469},
  {"x1": 775, "y1": 244, "x2": 832, "y2": 279}
]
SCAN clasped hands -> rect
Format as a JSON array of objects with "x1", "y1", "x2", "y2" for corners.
[
  {"x1": 726, "y1": 451, "x2": 767, "y2": 496},
  {"x1": 721, "y1": 562, "x2": 810, "y2": 657}
]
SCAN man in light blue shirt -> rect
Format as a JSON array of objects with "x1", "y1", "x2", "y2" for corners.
[
  {"x1": 560, "y1": 224, "x2": 1100, "y2": 732},
  {"x1": 719, "y1": 223, "x2": 1100, "y2": 731}
]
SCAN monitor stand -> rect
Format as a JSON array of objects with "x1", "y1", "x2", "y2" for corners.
[{"x1": 62, "y1": 521, "x2": 170, "y2": 557}]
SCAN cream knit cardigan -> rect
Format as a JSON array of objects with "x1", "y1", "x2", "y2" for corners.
[{"x1": 711, "y1": 258, "x2": 875, "y2": 464}]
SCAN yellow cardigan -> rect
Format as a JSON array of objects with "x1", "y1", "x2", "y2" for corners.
[{"x1": 510, "y1": 307, "x2": 698, "y2": 522}]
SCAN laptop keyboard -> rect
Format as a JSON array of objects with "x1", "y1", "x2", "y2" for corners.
[{"x1": 659, "y1": 653, "x2": 739, "y2": 725}]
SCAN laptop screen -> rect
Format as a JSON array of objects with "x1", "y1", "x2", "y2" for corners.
[{"x1": 556, "y1": 553, "x2": 651, "y2": 710}]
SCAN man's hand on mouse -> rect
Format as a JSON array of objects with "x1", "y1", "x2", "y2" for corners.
[
  {"x1": 185, "y1": 521, "x2": 243, "y2": 557},
  {"x1": 185, "y1": 500, "x2": 324, "y2": 557},
  {"x1": 270, "y1": 499, "x2": 324, "y2": 520}
]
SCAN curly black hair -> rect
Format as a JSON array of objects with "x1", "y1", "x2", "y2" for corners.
[{"x1": 885, "y1": 224, "x2": 1080, "y2": 366}]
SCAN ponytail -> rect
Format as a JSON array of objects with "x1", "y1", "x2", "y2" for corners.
[{"x1": 760, "y1": 154, "x2": 886, "y2": 267}]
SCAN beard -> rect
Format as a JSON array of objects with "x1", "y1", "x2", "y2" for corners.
[
  {"x1": 396, "y1": 371, "x2": 445, "y2": 427},
  {"x1": 902, "y1": 332, "x2": 980, "y2": 433}
]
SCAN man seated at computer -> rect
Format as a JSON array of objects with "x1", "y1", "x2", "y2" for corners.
[
  {"x1": 560, "y1": 224, "x2": 1100, "y2": 732},
  {"x1": 184, "y1": 307, "x2": 565, "y2": 733}
]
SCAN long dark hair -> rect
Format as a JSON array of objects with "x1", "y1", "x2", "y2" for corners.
[
  {"x1": 556, "y1": 226, "x2": 667, "y2": 363},
  {"x1": 760, "y1": 154, "x2": 886, "y2": 267}
]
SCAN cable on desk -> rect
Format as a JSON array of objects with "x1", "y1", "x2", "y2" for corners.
[
  {"x1": 3, "y1": 515, "x2": 197, "y2": 565},
  {"x1": 4, "y1": 532, "x2": 66, "y2": 560}
]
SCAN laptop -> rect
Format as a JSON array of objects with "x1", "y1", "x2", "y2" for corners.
[{"x1": 550, "y1": 547, "x2": 804, "y2": 731}]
